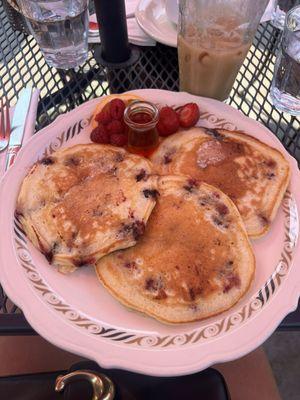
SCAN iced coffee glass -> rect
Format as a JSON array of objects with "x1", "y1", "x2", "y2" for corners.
[{"x1": 178, "y1": 0, "x2": 269, "y2": 101}]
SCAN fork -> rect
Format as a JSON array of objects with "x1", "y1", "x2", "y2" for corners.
[{"x1": 0, "y1": 97, "x2": 11, "y2": 152}]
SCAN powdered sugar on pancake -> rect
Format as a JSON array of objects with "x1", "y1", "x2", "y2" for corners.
[{"x1": 197, "y1": 140, "x2": 226, "y2": 169}]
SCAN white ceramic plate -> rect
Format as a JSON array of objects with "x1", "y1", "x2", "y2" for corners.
[
  {"x1": 135, "y1": 0, "x2": 276, "y2": 48},
  {"x1": 0, "y1": 89, "x2": 300, "y2": 376},
  {"x1": 136, "y1": 0, "x2": 177, "y2": 47}
]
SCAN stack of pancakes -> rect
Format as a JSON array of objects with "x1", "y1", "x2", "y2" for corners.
[{"x1": 17, "y1": 102, "x2": 290, "y2": 323}]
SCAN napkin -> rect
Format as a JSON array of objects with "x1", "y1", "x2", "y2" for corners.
[
  {"x1": 261, "y1": 0, "x2": 276, "y2": 23},
  {"x1": 0, "y1": 88, "x2": 40, "y2": 176},
  {"x1": 125, "y1": 0, "x2": 138, "y2": 18}
]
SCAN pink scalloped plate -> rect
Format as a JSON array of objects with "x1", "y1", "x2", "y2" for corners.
[{"x1": 0, "y1": 89, "x2": 299, "y2": 376}]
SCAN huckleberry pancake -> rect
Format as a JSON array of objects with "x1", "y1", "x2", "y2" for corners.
[
  {"x1": 96, "y1": 175, "x2": 255, "y2": 323},
  {"x1": 17, "y1": 144, "x2": 158, "y2": 273},
  {"x1": 151, "y1": 128, "x2": 290, "y2": 238}
]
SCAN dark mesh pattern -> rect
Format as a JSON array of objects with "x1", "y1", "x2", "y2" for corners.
[
  {"x1": 0, "y1": 0, "x2": 299, "y2": 328},
  {"x1": 229, "y1": 23, "x2": 300, "y2": 161}
]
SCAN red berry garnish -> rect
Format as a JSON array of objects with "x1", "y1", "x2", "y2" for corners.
[
  {"x1": 95, "y1": 103, "x2": 112, "y2": 125},
  {"x1": 110, "y1": 134, "x2": 128, "y2": 147},
  {"x1": 122, "y1": 120, "x2": 129, "y2": 137},
  {"x1": 157, "y1": 106, "x2": 180, "y2": 137},
  {"x1": 106, "y1": 120, "x2": 125, "y2": 136},
  {"x1": 90, "y1": 124, "x2": 110, "y2": 144},
  {"x1": 109, "y1": 98, "x2": 126, "y2": 120},
  {"x1": 177, "y1": 103, "x2": 200, "y2": 128}
]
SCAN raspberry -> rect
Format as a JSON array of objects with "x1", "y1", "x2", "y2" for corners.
[
  {"x1": 110, "y1": 134, "x2": 128, "y2": 147},
  {"x1": 95, "y1": 103, "x2": 112, "y2": 125},
  {"x1": 90, "y1": 124, "x2": 110, "y2": 144},
  {"x1": 110, "y1": 98, "x2": 126, "y2": 120},
  {"x1": 177, "y1": 103, "x2": 200, "y2": 128},
  {"x1": 121, "y1": 119, "x2": 129, "y2": 137},
  {"x1": 106, "y1": 120, "x2": 125, "y2": 136},
  {"x1": 157, "y1": 106, "x2": 180, "y2": 137}
]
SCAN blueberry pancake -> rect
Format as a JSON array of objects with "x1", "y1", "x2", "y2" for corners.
[
  {"x1": 17, "y1": 144, "x2": 158, "y2": 273},
  {"x1": 96, "y1": 175, "x2": 255, "y2": 323},
  {"x1": 151, "y1": 127, "x2": 290, "y2": 238}
]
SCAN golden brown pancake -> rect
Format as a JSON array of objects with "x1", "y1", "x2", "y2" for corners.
[
  {"x1": 151, "y1": 127, "x2": 291, "y2": 238},
  {"x1": 17, "y1": 144, "x2": 158, "y2": 273},
  {"x1": 96, "y1": 175, "x2": 255, "y2": 323}
]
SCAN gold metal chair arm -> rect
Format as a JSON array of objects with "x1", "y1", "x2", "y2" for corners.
[
  {"x1": 6, "y1": 0, "x2": 20, "y2": 12},
  {"x1": 55, "y1": 369, "x2": 115, "y2": 400}
]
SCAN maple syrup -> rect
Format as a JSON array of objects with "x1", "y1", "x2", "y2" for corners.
[{"x1": 124, "y1": 101, "x2": 159, "y2": 158}]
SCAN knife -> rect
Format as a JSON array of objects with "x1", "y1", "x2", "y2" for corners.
[{"x1": 5, "y1": 87, "x2": 32, "y2": 171}]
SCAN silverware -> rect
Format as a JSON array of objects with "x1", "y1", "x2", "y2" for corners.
[
  {"x1": 0, "y1": 97, "x2": 11, "y2": 152},
  {"x1": 5, "y1": 87, "x2": 32, "y2": 171}
]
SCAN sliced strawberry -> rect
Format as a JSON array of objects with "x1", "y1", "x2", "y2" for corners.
[
  {"x1": 110, "y1": 134, "x2": 128, "y2": 147},
  {"x1": 177, "y1": 103, "x2": 200, "y2": 128},
  {"x1": 95, "y1": 103, "x2": 112, "y2": 125},
  {"x1": 110, "y1": 98, "x2": 126, "y2": 120},
  {"x1": 90, "y1": 124, "x2": 110, "y2": 144},
  {"x1": 157, "y1": 106, "x2": 180, "y2": 137},
  {"x1": 106, "y1": 120, "x2": 125, "y2": 136}
]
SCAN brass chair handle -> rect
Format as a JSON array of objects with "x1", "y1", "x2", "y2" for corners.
[
  {"x1": 55, "y1": 369, "x2": 115, "y2": 400},
  {"x1": 6, "y1": 0, "x2": 21, "y2": 12}
]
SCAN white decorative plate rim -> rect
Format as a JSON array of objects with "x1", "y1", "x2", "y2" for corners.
[
  {"x1": 136, "y1": 0, "x2": 177, "y2": 47},
  {"x1": 1, "y1": 89, "x2": 300, "y2": 376},
  {"x1": 13, "y1": 189, "x2": 298, "y2": 348}
]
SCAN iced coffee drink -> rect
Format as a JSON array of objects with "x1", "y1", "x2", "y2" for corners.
[
  {"x1": 178, "y1": 31, "x2": 251, "y2": 101},
  {"x1": 178, "y1": 0, "x2": 269, "y2": 101}
]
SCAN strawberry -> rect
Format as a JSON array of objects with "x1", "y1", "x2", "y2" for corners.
[
  {"x1": 90, "y1": 124, "x2": 110, "y2": 144},
  {"x1": 177, "y1": 103, "x2": 200, "y2": 128},
  {"x1": 110, "y1": 134, "x2": 128, "y2": 146},
  {"x1": 157, "y1": 106, "x2": 180, "y2": 137}
]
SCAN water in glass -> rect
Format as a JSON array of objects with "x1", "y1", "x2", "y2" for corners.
[
  {"x1": 17, "y1": 0, "x2": 89, "y2": 69},
  {"x1": 271, "y1": 6, "x2": 300, "y2": 115}
]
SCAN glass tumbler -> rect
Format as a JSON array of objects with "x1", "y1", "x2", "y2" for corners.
[
  {"x1": 272, "y1": 0, "x2": 300, "y2": 30},
  {"x1": 178, "y1": 0, "x2": 269, "y2": 101},
  {"x1": 270, "y1": 6, "x2": 300, "y2": 115},
  {"x1": 16, "y1": 0, "x2": 89, "y2": 69}
]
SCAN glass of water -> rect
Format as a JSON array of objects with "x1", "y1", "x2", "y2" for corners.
[
  {"x1": 272, "y1": 0, "x2": 300, "y2": 30},
  {"x1": 16, "y1": 0, "x2": 89, "y2": 69},
  {"x1": 270, "y1": 5, "x2": 300, "y2": 115}
]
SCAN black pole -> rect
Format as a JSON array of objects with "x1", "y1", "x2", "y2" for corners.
[{"x1": 94, "y1": 0, "x2": 131, "y2": 63}]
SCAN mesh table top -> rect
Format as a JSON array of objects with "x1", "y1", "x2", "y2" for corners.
[{"x1": 0, "y1": 0, "x2": 299, "y2": 333}]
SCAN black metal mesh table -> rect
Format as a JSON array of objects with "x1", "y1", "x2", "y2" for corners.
[{"x1": 1, "y1": 0, "x2": 300, "y2": 334}]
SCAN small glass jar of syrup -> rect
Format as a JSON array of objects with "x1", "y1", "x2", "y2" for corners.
[{"x1": 124, "y1": 101, "x2": 159, "y2": 157}]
